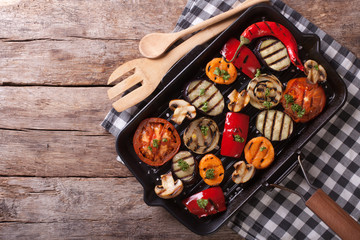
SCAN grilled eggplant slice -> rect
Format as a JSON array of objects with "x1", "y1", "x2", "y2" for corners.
[
  {"x1": 247, "y1": 74, "x2": 283, "y2": 110},
  {"x1": 184, "y1": 79, "x2": 224, "y2": 116},
  {"x1": 183, "y1": 117, "x2": 220, "y2": 154},
  {"x1": 256, "y1": 38, "x2": 291, "y2": 71},
  {"x1": 256, "y1": 110, "x2": 294, "y2": 141},
  {"x1": 172, "y1": 151, "x2": 197, "y2": 185}
]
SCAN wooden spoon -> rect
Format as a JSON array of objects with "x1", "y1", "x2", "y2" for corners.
[{"x1": 139, "y1": 0, "x2": 269, "y2": 59}]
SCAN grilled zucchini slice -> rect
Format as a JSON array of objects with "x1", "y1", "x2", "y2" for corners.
[{"x1": 256, "y1": 110, "x2": 294, "y2": 141}]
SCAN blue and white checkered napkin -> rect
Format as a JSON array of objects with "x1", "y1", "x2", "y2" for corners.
[{"x1": 102, "y1": 0, "x2": 360, "y2": 239}]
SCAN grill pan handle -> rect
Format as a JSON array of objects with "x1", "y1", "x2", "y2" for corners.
[
  {"x1": 268, "y1": 154, "x2": 360, "y2": 240},
  {"x1": 305, "y1": 189, "x2": 360, "y2": 240}
]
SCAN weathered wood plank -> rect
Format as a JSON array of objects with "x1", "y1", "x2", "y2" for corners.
[
  {"x1": 0, "y1": 0, "x2": 358, "y2": 86},
  {"x1": 0, "y1": 130, "x2": 131, "y2": 177},
  {"x1": 0, "y1": 86, "x2": 110, "y2": 132},
  {"x1": 0, "y1": 40, "x2": 139, "y2": 86},
  {"x1": 0, "y1": 177, "x2": 240, "y2": 239},
  {"x1": 283, "y1": 0, "x2": 360, "y2": 56},
  {"x1": 0, "y1": 0, "x2": 187, "y2": 86},
  {"x1": 0, "y1": 86, "x2": 130, "y2": 177},
  {"x1": 0, "y1": 0, "x2": 187, "y2": 40}
]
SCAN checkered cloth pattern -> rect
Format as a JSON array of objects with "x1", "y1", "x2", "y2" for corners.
[{"x1": 102, "y1": 0, "x2": 360, "y2": 239}]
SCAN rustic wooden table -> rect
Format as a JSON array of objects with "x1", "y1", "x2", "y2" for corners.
[{"x1": 0, "y1": 0, "x2": 358, "y2": 239}]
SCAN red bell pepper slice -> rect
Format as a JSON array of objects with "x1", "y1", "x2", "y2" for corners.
[
  {"x1": 220, "y1": 38, "x2": 261, "y2": 79},
  {"x1": 182, "y1": 187, "x2": 226, "y2": 218},
  {"x1": 220, "y1": 112, "x2": 249, "y2": 158}
]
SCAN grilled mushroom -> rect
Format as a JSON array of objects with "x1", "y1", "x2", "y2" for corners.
[
  {"x1": 169, "y1": 99, "x2": 196, "y2": 125},
  {"x1": 304, "y1": 60, "x2": 327, "y2": 84},
  {"x1": 154, "y1": 172, "x2": 183, "y2": 199},
  {"x1": 231, "y1": 161, "x2": 255, "y2": 184},
  {"x1": 227, "y1": 89, "x2": 250, "y2": 112}
]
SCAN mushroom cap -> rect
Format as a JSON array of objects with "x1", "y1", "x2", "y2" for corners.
[
  {"x1": 227, "y1": 89, "x2": 250, "y2": 112},
  {"x1": 154, "y1": 172, "x2": 183, "y2": 199},
  {"x1": 169, "y1": 99, "x2": 196, "y2": 125},
  {"x1": 304, "y1": 60, "x2": 327, "y2": 84},
  {"x1": 232, "y1": 161, "x2": 255, "y2": 184}
]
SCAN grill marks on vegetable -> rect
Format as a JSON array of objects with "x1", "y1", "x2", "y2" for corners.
[
  {"x1": 256, "y1": 110, "x2": 294, "y2": 141},
  {"x1": 185, "y1": 80, "x2": 224, "y2": 116},
  {"x1": 172, "y1": 151, "x2": 197, "y2": 184},
  {"x1": 257, "y1": 38, "x2": 290, "y2": 71},
  {"x1": 247, "y1": 74, "x2": 283, "y2": 110},
  {"x1": 183, "y1": 117, "x2": 220, "y2": 154}
]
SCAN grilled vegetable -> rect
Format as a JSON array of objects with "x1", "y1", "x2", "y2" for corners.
[
  {"x1": 256, "y1": 110, "x2": 294, "y2": 141},
  {"x1": 182, "y1": 187, "x2": 226, "y2": 218},
  {"x1": 154, "y1": 172, "x2": 183, "y2": 199},
  {"x1": 281, "y1": 77, "x2": 326, "y2": 123},
  {"x1": 228, "y1": 21, "x2": 304, "y2": 72},
  {"x1": 133, "y1": 118, "x2": 181, "y2": 166},
  {"x1": 304, "y1": 60, "x2": 327, "y2": 84},
  {"x1": 220, "y1": 38, "x2": 261, "y2": 79},
  {"x1": 169, "y1": 99, "x2": 196, "y2": 125},
  {"x1": 199, "y1": 154, "x2": 224, "y2": 186},
  {"x1": 227, "y1": 89, "x2": 250, "y2": 112},
  {"x1": 232, "y1": 161, "x2": 255, "y2": 184},
  {"x1": 205, "y1": 58, "x2": 237, "y2": 85},
  {"x1": 256, "y1": 38, "x2": 291, "y2": 71},
  {"x1": 247, "y1": 74, "x2": 283, "y2": 110},
  {"x1": 184, "y1": 79, "x2": 224, "y2": 116},
  {"x1": 172, "y1": 151, "x2": 197, "y2": 184},
  {"x1": 220, "y1": 112, "x2": 249, "y2": 158},
  {"x1": 183, "y1": 117, "x2": 220, "y2": 154},
  {"x1": 244, "y1": 136, "x2": 275, "y2": 169}
]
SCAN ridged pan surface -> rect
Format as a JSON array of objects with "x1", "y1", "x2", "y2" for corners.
[{"x1": 115, "y1": 3, "x2": 347, "y2": 235}]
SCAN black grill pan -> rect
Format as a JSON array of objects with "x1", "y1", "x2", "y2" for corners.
[{"x1": 115, "y1": 3, "x2": 347, "y2": 235}]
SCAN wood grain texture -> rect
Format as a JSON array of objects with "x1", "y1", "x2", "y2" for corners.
[
  {"x1": 282, "y1": 0, "x2": 360, "y2": 56},
  {"x1": 0, "y1": 0, "x2": 359, "y2": 238},
  {"x1": 0, "y1": 177, "x2": 240, "y2": 239}
]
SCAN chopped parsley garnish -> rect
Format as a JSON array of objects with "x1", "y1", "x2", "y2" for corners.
[
  {"x1": 214, "y1": 67, "x2": 230, "y2": 80},
  {"x1": 197, "y1": 199, "x2": 209, "y2": 209},
  {"x1": 291, "y1": 104, "x2": 306, "y2": 118},
  {"x1": 178, "y1": 159, "x2": 189, "y2": 171},
  {"x1": 263, "y1": 101, "x2": 272, "y2": 110},
  {"x1": 260, "y1": 146, "x2": 267, "y2": 152},
  {"x1": 265, "y1": 88, "x2": 270, "y2": 97},
  {"x1": 199, "y1": 88, "x2": 205, "y2": 96},
  {"x1": 255, "y1": 68, "x2": 261, "y2": 77},
  {"x1": 162, "y1": 138, "x2": 168, "y2": 142},
  {"x1": 201, "y1": 101, "x2": 208, "y2": 112},
  {"x1": 314, "y1": 64, "x2": 319, "y2": 71},
  {"x1": 200, "y1": 125, "x2": 209, "y2": 136},
  {"x1": 284, "y1": 94, "x2": 294, "y2": 107},
  {"x1": 152, "y1": 139, "x2": 159, "y2": 148},
  {"x1": 148, "y1": 146, "x2": 153, "y2": 151},
  {"x1": 233, "y1": 134, "x2": 244, "y2": 143},
  {"x1": 205, "y1": 169, "x2": 215, "y2": 179}
]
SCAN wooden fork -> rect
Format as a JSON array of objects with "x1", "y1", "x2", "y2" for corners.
[
  {"x1": 107, "y1": 0, "x2": 268, "y2": 112},
  {"x1": 107, "y1": 16, "x2": 236, "y2": 112}
]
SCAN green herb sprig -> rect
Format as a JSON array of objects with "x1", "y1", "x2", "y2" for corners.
[
  {"x1": 197, "y1": 199, "x2": 209, "y2": 209},
  {"x1": 214, "y1": 67, "x2": 230, "y2": 80},
  {"x1": 205, "y1": 169, "x2": 215, "y2": 179},
  {"x1": 178, "y1": 159, "x2": 189, "y2": 171},
  {"x1": 233, "y1": 134, "x2": 244, "y2": 143}
]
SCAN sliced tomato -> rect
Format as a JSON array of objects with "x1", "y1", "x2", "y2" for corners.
[
  {"x1": 133, "y1": 118, "x2": 181, "y2": 166},
  {"x1": 281, "y1": 78, "x2": 326, "y2": 123}
]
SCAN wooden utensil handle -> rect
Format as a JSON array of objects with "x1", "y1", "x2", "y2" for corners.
[
  {"x1": 177, "y1": 0, "x2": 269, "y2": 38},
  {"x1": 158, "y1": 15, "x2": 239, "y2": 71},
  {"x1": 305, "y1": 189, "x2": 360, "y2": 240}
]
